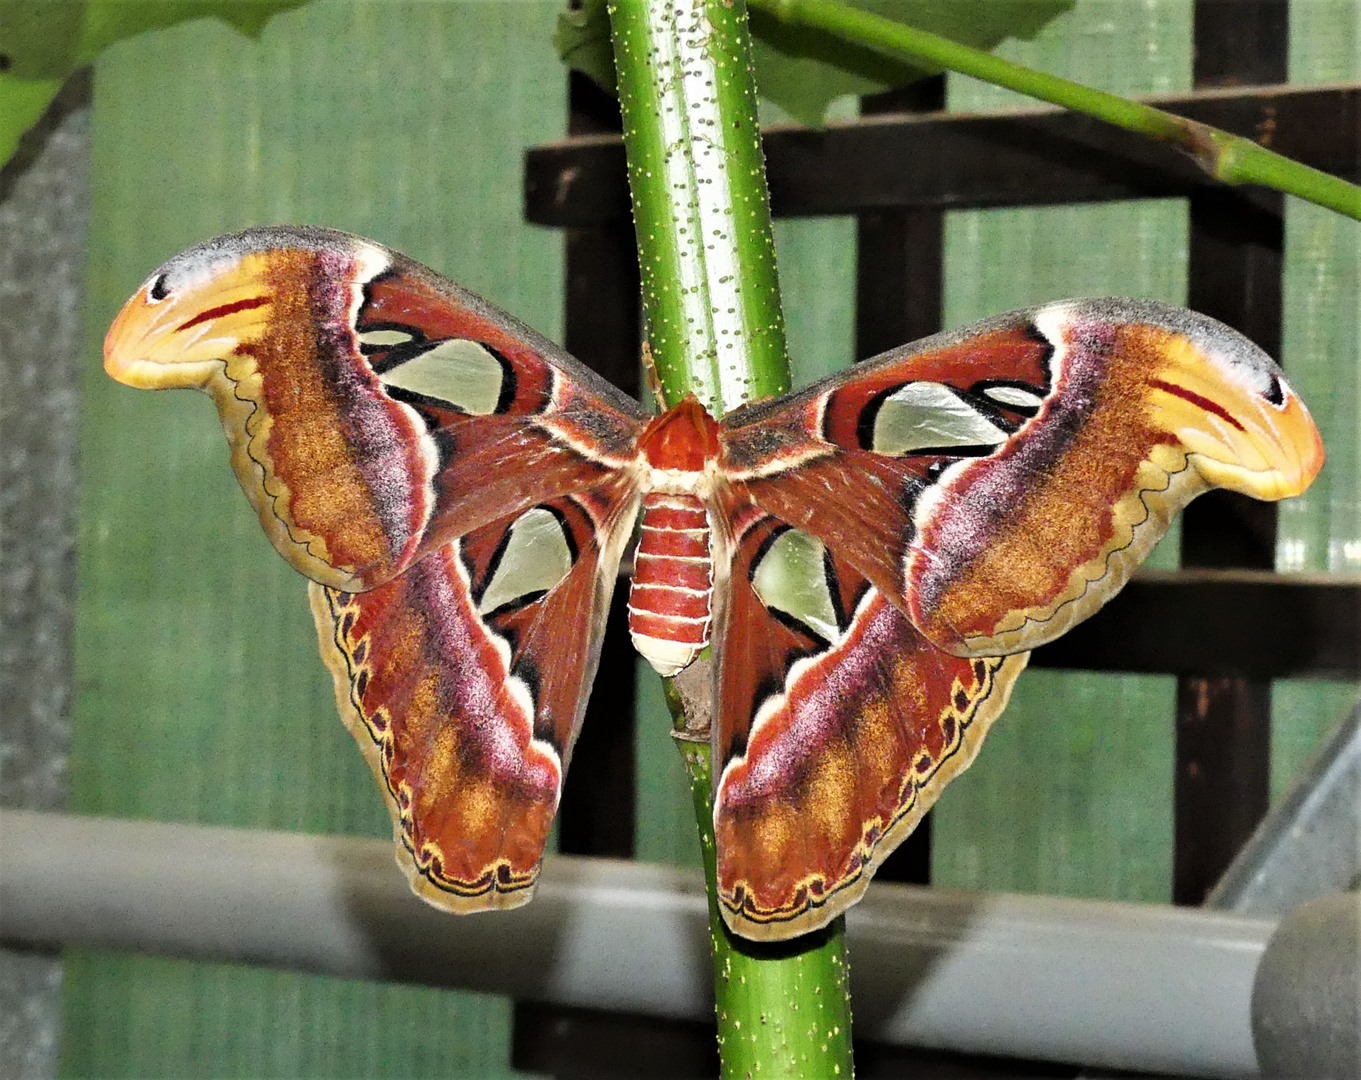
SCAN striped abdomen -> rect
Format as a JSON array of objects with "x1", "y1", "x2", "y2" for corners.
[{"x1": 628, "y1": 493, "x2": 713, "y2": 676}]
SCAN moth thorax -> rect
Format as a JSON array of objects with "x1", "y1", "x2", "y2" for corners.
[{"x1": 628, "y1": 492, "x2": 714, "y2": 677}]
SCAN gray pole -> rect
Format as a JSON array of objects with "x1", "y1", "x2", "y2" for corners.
[{"x1": 1, "y1": 810, "x2": 1270, "y2": 1076}]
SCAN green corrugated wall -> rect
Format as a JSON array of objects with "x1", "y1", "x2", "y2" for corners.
[
  {"x1": 926, "y1": 0, "x2": 1192, "y2": 901},
  {"x1": 1272, "y1": 0, "x2": 1361, "y2": 797},
  {"x1": 69, "y1": 3, "x2": 563, "y2": 1076},
  {"x1": 69, "y1": 0, "x2": 1359, "y2": 1075}
]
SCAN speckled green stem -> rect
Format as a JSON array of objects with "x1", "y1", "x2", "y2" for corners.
[
  {"x1": 753, "y1": 0, "x2": 1361, "y2": 221},
  {"x1": 667, "y1": 683, "x2": 854, "y2": 1079},
  {"x1": 609, "y1": 1, "x2": 855, "y2": 1075},
  {"x1": 609, "y1": 0, "x2": 789, "y2": 413}
]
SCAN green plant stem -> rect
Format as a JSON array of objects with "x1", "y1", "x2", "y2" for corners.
[
  {"x1": 609, "y1": 0, "x2": 789, "y2": 413},
  {"x1": 609, "y1": 0, "x2": 855, "y2": 1075},
  {"x1": 753, "y1": 0, "x2": 1361, "y2": 221},
  {"x1": 670, "y1": 698, "x2": 853, "y2": 1079}
]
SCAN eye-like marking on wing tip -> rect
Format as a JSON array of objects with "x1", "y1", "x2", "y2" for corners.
[
  {"x1": 901, "y1": 299, "x2": 1325, "y2": 661},
  {"x1": 105, "y1": 252, "x2": 275, "y2": 389},
  {"x1": 1140, "y1": 327, "x2": 1324, "y2": 501},
  {"x1": 930, "y1": 305, "x2": 1187, "y2": 651},
  {"x1": 104, "y1": 233, "x2": 389, "y2": 391},
  {"x1": 104, "y1": 229, "x2": 448, "y2": 594}
]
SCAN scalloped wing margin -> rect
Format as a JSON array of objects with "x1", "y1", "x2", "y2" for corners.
[
  {"x1": 310, "y1": 480, "x2": 638, "y2": 913},
  {"x1": 720, "y1": 299, "x2": 1322, "y2": 660},
  {"x1": 709, "y1": 503, "x2": 1028, "y2": 941},
  {"x1": 104, "y1": 225, "x2": 649, "y2": 594}
]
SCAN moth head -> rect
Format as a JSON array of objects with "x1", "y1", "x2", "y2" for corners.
[
  {"x1": 104, "y1": 241, "x2": 279, "y2": 391},
  {"x1": 639, "y1": 395, "x2": 722, "y2": 470}
]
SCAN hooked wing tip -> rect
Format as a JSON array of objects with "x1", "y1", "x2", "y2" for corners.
[
  {"x1": 103, "y1": 225, "x2": 387, "y2": 391},
  {"x1": 1145, "y1": 339, "x2": 1325, "y2": 501}
]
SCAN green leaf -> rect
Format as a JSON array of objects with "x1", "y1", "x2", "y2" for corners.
[
  {"x1": 556, "y1": 0, "x2": 1074, "y2": 125},
  {"x1": 0, "y1": 1, "x2": 308, "y2": 169},
  {"x1": 752, "y1": 0, "x2": 1073, "y2": 124},
  {"x1": 0, "y1": 75, "x2": 64, "y2": 170},
  {"x1": 0, "y1": 2, "x2": 85, "y2": 78},
  {"x1": 554, "y1": 0, "x2": 615, "y2": 93}
]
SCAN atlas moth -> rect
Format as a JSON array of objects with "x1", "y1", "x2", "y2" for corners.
[{"x1": 105, "y1": 226, "x2": 1323, "y2": 941}]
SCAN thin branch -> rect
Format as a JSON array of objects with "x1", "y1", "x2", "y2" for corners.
[{"x1": 753, "y1": 0, "x2": 1361, "y2": 220}]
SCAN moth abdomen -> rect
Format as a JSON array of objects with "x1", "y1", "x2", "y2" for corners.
[{"x1": 628, "y1": 492, "x2": 714, "y2": 677}]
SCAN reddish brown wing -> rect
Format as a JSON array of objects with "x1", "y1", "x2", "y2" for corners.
[
  {"x1": 104, "y1": 225, "x2": 649, "y2": 592},
  {"x1": 104, "y1": 226, "x2": 650, "y2": 913},
  {"x1": 311, "y1": 480, "x2": 638, "y2": 911},
  {"x1": 721, "y1": 299, "x2": 1322, "y2": 658},
  {"x1": 709, "y1": 497, "x2": 1026, "y2": 940},
  {"x1": 709, "y1": 298, "x2": 1322, "y2": 939}
]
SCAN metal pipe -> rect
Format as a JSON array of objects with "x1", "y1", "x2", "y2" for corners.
[
  {"x1": 1251, "y1": 892, "x2": 1361, "y2": 1080},
  {"x1": 0, "y1": 811, "x2": 1271, "y2": 1077},
  {"x1": 1208, "y1": 694, "x2": 1361, "y2": 915}
]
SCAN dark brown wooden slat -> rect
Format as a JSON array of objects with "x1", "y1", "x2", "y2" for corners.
[
  {"x1": 563, "y1": 225, "x2": 642, "y2": 399},
  {"x1": 855, "y1": 1042, "x2": 1080, "y2": 1079},
  {"x1": 855, "y1": 79, "x2": 947, "y2": 361},
  {"x1": 1173, "y1": 0, "x2": 1288, "y2": 909},
  {"x1": 560, "y1": 70, "x2": 642, "y2": 400},
  {"x1": 1030, "y1": 574, "x2": 1361, "y2": 679},
  {"x1": 509, "y1": 1003, "x2": 1084, "y2": 1079},
  {"x1": 525, "y1": 84, "x2": 1360, "y2": 225},
  {"x1": 1193, "y1": 0, "x2": 1290, "y2": 89},
  {"x1": 514, "y1": 71, "x2": 648, "y2": 1078},
  {"x1": 511, "y1": 1002, "x2": 719, "y2": 1078},
  {"x1": 551, "y1": 72, "x2": 641, "y2": 865},
  {"x1": 855, "y1": 205, "x2": 943, "y2": 358},
  {"x1": 557, "y1": 591, "x2": 639, "y2": 859},
  {"x1": 1174, "y1": 677, "x2": 1272, "y2": 909},
  {"x1": 595, "y1": 568, "x2": 1360, "y2": 678},
  {"x1": 857, "y1": 78, "x2": 945, "y2": 887}
]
